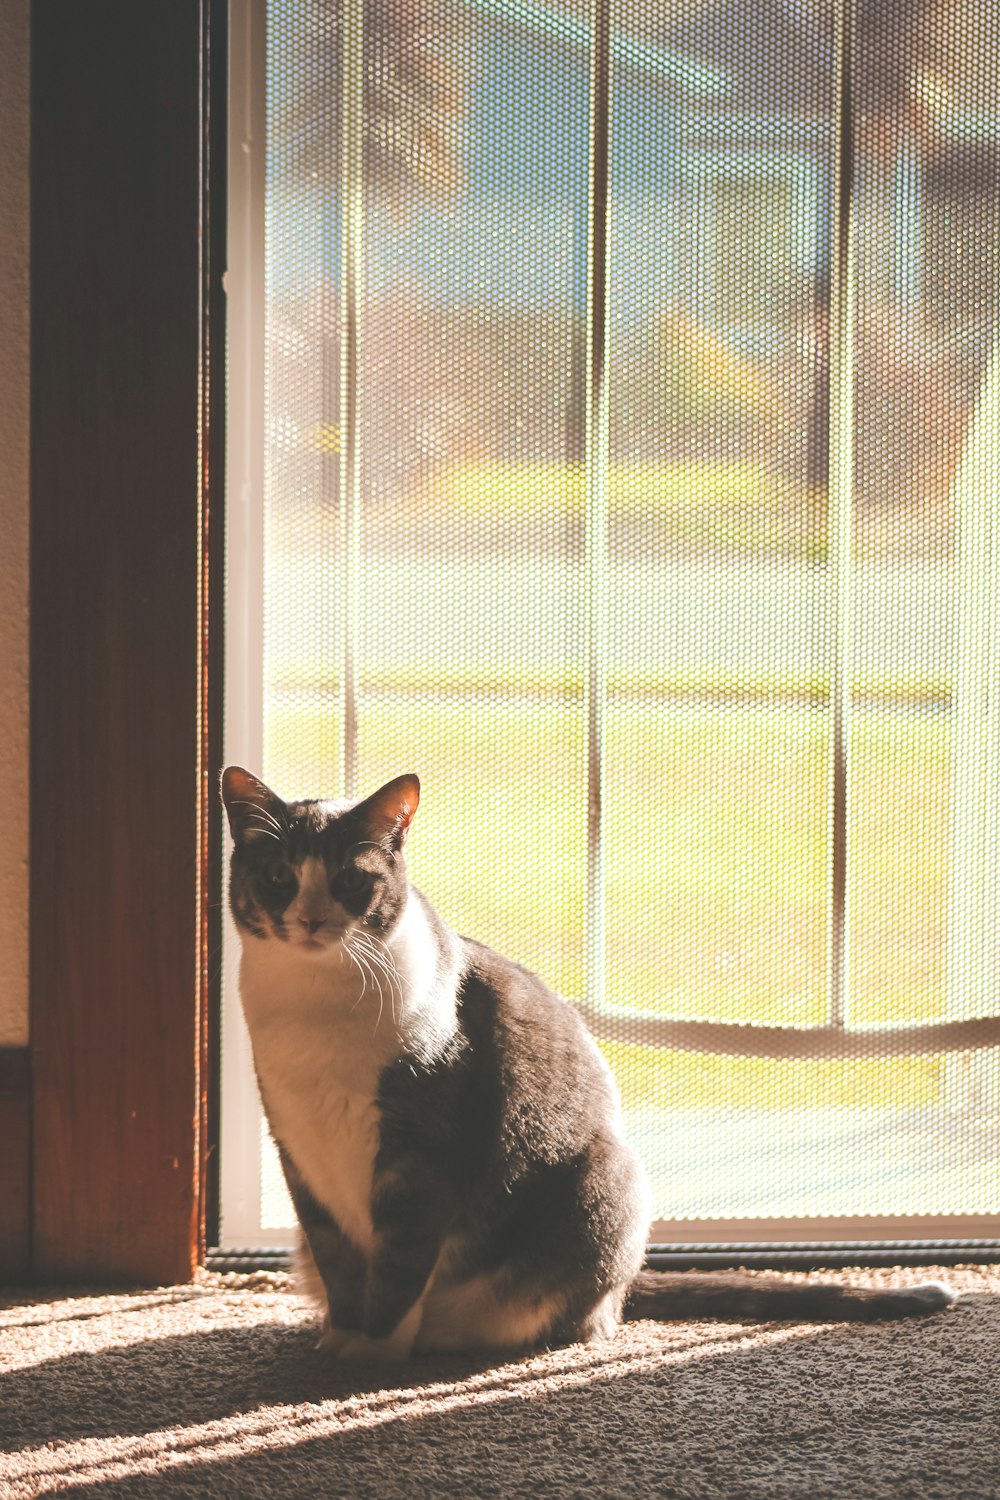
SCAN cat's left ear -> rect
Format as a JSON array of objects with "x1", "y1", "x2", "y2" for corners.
[
  {"x1": 358, "y1": 774, "x2": 420, "y2": 852},
  {"x1": 220, "y1": 766, "x2": 286, "y2": 845}
]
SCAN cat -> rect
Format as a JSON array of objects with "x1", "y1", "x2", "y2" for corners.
[{"x1": 221, "y1": 766, "x2": 957, "y2": 1360}]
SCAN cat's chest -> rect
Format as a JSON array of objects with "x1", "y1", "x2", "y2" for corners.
[
  {"x1": 239, "y1": 954, "x2": 400, "y2": 1253},
  {"x1": 264, "y1": 1054, "x2": 382, "y2": 1254}
]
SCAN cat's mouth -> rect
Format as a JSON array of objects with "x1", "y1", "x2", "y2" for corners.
[{"x1": 293, "y1": 923, "x2": 350, "y2": 955}]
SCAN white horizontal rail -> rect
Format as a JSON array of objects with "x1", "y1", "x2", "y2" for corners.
[{"x1": 576, "y1": 1002, "x2": 1000, "y2": 1059}]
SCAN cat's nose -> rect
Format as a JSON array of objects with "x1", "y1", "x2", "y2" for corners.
[{"x1": 298, "y1": 917, "x2": 327, "y2": 935}]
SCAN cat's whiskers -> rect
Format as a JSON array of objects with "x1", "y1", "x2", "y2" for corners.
[
  {"x1": 243, "y1": 822, "x2": 281, "y2": 843},
  {"x1": 350, "y1": 929, "x2": 403, "y2": 1030},
  {"x1": 343, "y1": 941, "x2": 369, "y2": 1015},
  {"x1": 353, "y1": 924, "x2": 404, "y2": 1032},
  {"x1": 232, "y1": 798, "x2": 286, "y2": 836},
  {"x1": 344, "y1": 933, "x2": 391, "y2": 1023},
  {"x1": 345, "y1": 929, "x2": 404, "y2": 1037},
  {"x1": 359, "y1": 944, "x2": 390, "y2": 1038}
]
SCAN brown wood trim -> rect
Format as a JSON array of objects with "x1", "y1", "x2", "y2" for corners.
[
  {"x1": 30, "y1": 0, "x2": 225, "y2": 1285},
  {"x1": 0, "y1": 1048, "x2": 31, "y2": 1279},
  {"x1": 199, "y1": 0, "x2": 229, "y2": 1261}
]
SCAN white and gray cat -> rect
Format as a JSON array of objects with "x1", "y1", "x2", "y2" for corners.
[{"x1": 222, "y1": 767, "x2": 956, "y2": 1360}]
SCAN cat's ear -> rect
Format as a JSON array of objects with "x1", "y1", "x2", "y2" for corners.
[
  {"x1": 220, "y1": 766, "x2": 286, "y2": 845},
  {"x1": 357, "y1": 774, "x2": 420, "y2": 852}
]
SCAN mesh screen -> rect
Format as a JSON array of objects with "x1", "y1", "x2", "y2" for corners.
[{"x1": 251, "y1": 0, "x2": 1000, "y2": 1235}]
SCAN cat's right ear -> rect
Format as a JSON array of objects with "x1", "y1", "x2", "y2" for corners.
[
  {"x1": 357, "y1": 773, "x2": 420, "y2": 852},
  {"x1": 220, "y1": 766, "x2": 286, "y2": 845}
]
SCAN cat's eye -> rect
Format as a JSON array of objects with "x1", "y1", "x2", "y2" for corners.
[
  {"x1": 332, "y1": 866, "x2": 369, "y2": 898},
  {"x1": 263, "y1": 861, "x2": 296, "y2": 890}
]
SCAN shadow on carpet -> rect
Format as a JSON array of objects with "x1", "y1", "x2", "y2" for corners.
[{"x1": 2, "y1": 1266, "x2": 999, "y2": 1499}]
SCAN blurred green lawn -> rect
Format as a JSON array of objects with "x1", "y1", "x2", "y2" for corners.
[
  {"x1": 264, "y1": 694, "x2": 948, "y2": 1113},
  {"x1": 259, "y1": 458, "x2": 954, "y2": 1119}
]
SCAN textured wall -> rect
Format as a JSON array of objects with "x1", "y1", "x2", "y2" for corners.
[{"x1": 0, "y1": 0, "x2": 30, "y2": 1046}]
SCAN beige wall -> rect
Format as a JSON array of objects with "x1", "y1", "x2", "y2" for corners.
[{"x1": 0, "y1": 0, "x2": 30, "y2": 1047}]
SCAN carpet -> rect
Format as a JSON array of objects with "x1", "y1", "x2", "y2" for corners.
[{"x1": 2, "y1": 1265, "x2": 999, "y2": 1499}]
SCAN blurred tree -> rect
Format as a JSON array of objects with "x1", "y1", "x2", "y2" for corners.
[{"x1": 270, "y1": 0, "x2": 467, "y2": 199}]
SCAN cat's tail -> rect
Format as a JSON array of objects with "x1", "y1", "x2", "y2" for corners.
[{"x1": 623, "y1": 1270, "x2": 958, "y2": 1323}]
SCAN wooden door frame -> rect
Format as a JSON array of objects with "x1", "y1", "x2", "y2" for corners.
[{"x1": 29, "y1": 0, "x2": 226, "y2": 1284}]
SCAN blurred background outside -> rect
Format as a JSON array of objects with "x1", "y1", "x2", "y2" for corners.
[{"x1": 226, "y1": 0, "x2": 1000, "y2": 1237}]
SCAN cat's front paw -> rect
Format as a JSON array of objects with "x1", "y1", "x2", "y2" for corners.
[
  {"x1": 331, "y1": 1330, "x2": 415, "y2": 1363},
  {"x1": 315, "y1": 1322, "x2": 356, "y2": 1355}
]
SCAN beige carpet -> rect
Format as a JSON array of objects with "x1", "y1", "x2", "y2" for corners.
[{"x1": 2, "y1": 1265, "x2": 999, "y2": 1499}]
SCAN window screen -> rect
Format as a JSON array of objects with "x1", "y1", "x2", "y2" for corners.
[{"x1": 222, "y1": 0, "x2": 1000, "y2": 1250}]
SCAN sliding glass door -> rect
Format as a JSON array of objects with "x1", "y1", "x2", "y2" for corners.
[{"x1": 221, "y1": 0, "x2": 1000, "y2": 1251}]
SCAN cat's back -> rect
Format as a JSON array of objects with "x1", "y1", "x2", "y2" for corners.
[
  {"x1": 384, "y1": 933, "x2": 650, "y2": 1324},
  {"x1": 375, "y1": 926, "x2": 630, "y2": 1181},
  {"x1": 453, "y1": 936, "x2": 627, "y2": 1159}
]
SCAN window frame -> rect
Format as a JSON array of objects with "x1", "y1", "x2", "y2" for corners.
[{"x1": 218, "y1": 0, "x2": 1000, "y2": 1257}]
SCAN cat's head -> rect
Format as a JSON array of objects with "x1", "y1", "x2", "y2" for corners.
[{"x1": 220, "y1": 768, "x2": 419, "y2": 955}]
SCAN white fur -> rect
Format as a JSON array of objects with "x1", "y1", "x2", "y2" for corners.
[
  {"x1": 416, "y1": 1274, "x2": 568, "y2": 1354},
  {"x1": 237, "y1": 869, "x2": 457, "y2": 1257},
  {"x1": 320, "y1": 1300, "x2": 426, "y2": 1361}
]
